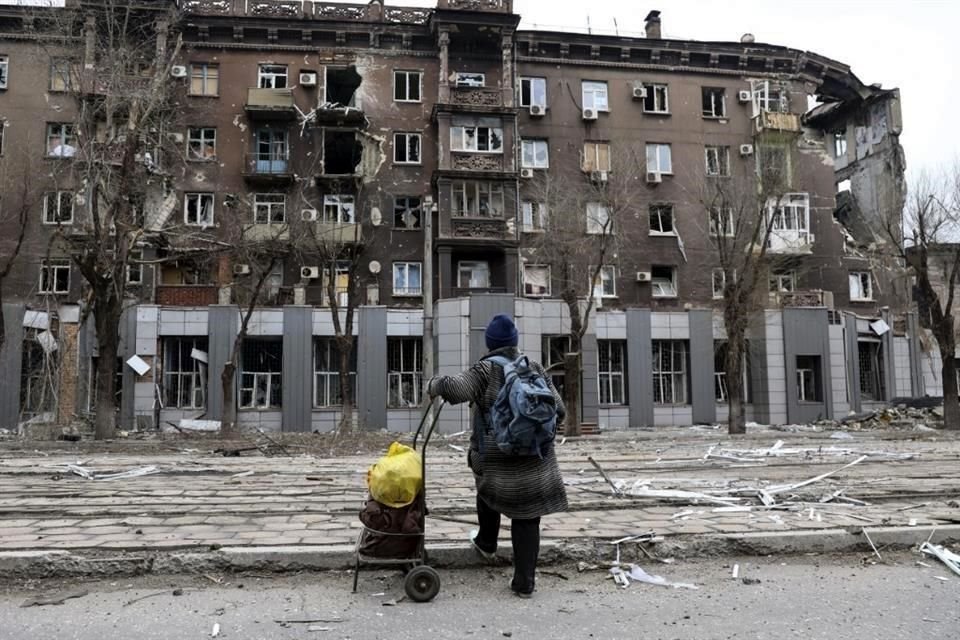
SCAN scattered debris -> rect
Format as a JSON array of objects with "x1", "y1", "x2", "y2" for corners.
[
  {"x1": 861, "y1": 529, "x2": 883, "y2": 561},
  {"x1": 276, "y1": 618, "x2": 344, "y2": 627},
  {"x1": 211, "y1": 623, "x2": 221, "y2": 637},
  {"x1": 308, "y1": 626, "x2": 333, "y2": 632},
  {"x1": 381, "y1": 596, "x2": 406, "y2": 606},
  {"x1": 52, "y1": 464, "x2": 160, "y2": 482},
  {"x1": 731, "y1": 564, "x2": 740, "y2": 579},
  {"x1": 20, "y1": 589, "x2": 88, "y2": 608},
  {"x1": 448, "y1": 444, "x2": 465, "y2": 453},
  {"x1": 231, "y1": 471, "x2": 254, "y2": 479},
  {"x1": 588, "y1": 456, "x2": 623, "y2": 496},
  {"x1": 920, "y1": 542, "x2": 960, "y2": 578},
  {"x1": 610, "y1": 564, "x2": 698, "y2": 590},
  {"x1": 741, "y1": 577, "x2": 762, "y2": 585}
]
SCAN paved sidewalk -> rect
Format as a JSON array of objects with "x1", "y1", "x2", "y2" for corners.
[{"x1": 1, "y1": 428, "x2": 959, "y2": 556}]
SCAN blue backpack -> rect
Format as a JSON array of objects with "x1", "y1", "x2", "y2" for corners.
[{"x1": 485, "y1": 354, "x2": 559, "y2": 457}]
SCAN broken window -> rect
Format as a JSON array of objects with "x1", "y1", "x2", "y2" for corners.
[
  {"x1": 46, "y1": 123, "x2": 76, "y2": 157},
  {"x1": 834, "y1": 132, "x2": 847, "y2": 158},
  {"x1": 187, "y1": 127, "x2": 216, "y2": 161},
  {"x1": 454, "y1": 72, "x2": 485, "y2": 87},
  {"x1": 387, "y1": 337, "x2": 422, "y2": 408},
  {"x1": 705, "y1": 145, "x2": 730, "y2": 177},
  {"x1": 750, "y1": 79, "x2": 789, "y2": 116},
  {"x1": 709, "y1": 207, "x2": 735, "y2": 237},
  {"x1": 849, "y1": 271, "x2": 873, "y2": 301},
  {"x1": 523, "y1": 264, "x2": 550, "y2": 297},
  {"x1": 394, "y1": 132, "x2": 421, "y2": 164},
  {"x1": 712, "y1": 269, "x2": 726, "y2": 299},
  {"x1": 757, "y1": 144, "x2": 791, "y2": 189},
  {"x1": 393, "y1": 196, "x2": 422, "y2": 229},
  {"x1": 313, "y1": 338, "x2": 356, "y2": 408},
  {"x1": 163, "y1": 337, "x2": 207, "y2": 409},
  {"x1": 653, "y1": 340, "x2": 688, "y2": 405},
  {"x1": 592, "y1": 265, "x2": 617, "y2": 299},
  {"x1": 190, "y1": 63, "x2": 219, "y2": 96},
  {"x1": 521, "y1": 201, "x2": 547, "y2": 232},
  {"x1": 542, "y1": 335, "x2": 570, "y2": 394},
  {"x1": 586, "y1": 202, "x2": 612, "y2": 235},
  {"x1": 87, "y1": 356, "x2": 124, "y2": 414},
  {"x1": 0, "y1": 55, "x2": 8, "y2": 89},
  {"x1": 255, "y1": 128, "x2": 288, "y2": 174},
  {"x1": 325, "y1": 66, "x2": 361, "y2": 107},
  {"x1": 651, "y1": 265, "x2": 677, "y2": 298},
  {"x1": 319, "y1": 262, "x2": 349, "y2": 307},
  {"x1": 702, "y1": 87, "x2": 726, "y2": 118},
  {"x1": 598, "y1": 340, "x2": 627, "y2": 405},
  {"x1": 42, "y1": 191, "x2": 74, "y2": 225},
  {"x1": 582, "y1": 81, "x2": 609, "y2": 111},
  {"x1": 254, "y1": 193, "x2": 286, "y2": 224},
  {"x1": 49, "y1": 58, "x2": 79, "y2": 92},
  {"x1": 521, "y1": 139, "x2": 549, "y2": 169},
  {"x1": 458, "y1": 261, "x2": 490, "y2": 289},
  {"x1": 642, "y1": 83, "x2": 669, "y2": 113},
  {"x1": 394, "y1": 70, "x2": 421, "y2": 102},
  {"x1": 451, "y1": 181, "x2": 504, "y2": 217},
  {"x1": 451, "y1": 122, "x2": 503, "y2": 153},
  {"x1": 184, "y1": 192, "x2": 214, "y2": 226},
  {"x1": 20, "y1": 329, "x2": 58, "y2": 417},
  {"x1": 323, "y1": 130, "x2": 362, "y2": 175},
  {"x1": 322, "y1": 195, "x2": 355, "y2": 224},
  {"x1": 767, "y1": 193, "x2": 810, "y2": 247},
  {"x1": 769, "y1": 271, "x2": 796, "y2": 293},
  {"x1": 520, "y1": 76, "x2": 546, "y2": 108},
  {"x1": 646, "y1": 143, "x2": 672, "y2": 174},
  {"x1": 239, "y1": 339, "x2": 282, "y2": 409},
  {"x1": 858, "y1": 341, "x2": 886, "y2": 401},
  {"x1": 649, "y1": 204, "x2": 674, "y2": 235},
  {"x1": 714, "y1": 341, "x2": 753, "y2": 404},
  {"x1": 39, "y1": 259, "x2": 70, "y2": 294},
  {"x1": 160, "y1": 259, "x2": 211, "y2": 285},
  {"x1": 126, "y1": 251, "x2": 143, "y2": 285},
  {"x1": 393, "y1": 262, "x2": 422, "y2": 297},
  {"x1": 796, "y1": 355, "x2": 823, "y2": 402},
  {"x1": 582, "y1": 141, "x2": 611, "y2": 173},
  {"x1": 258, "y1": 64, "x2": 287, "y2": 89}
]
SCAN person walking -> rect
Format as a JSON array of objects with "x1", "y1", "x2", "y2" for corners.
[{"x1": 427, "y1": 314, "x2": 568, "y2": 597}]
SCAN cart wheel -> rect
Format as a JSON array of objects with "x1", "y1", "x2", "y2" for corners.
[{"x1": 404, "y1": 565, "x2": 440, "y2": 603}]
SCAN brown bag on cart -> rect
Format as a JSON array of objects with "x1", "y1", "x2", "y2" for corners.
[{"x1": 358, "y1": 496, "x2": 424, "y2": 559}]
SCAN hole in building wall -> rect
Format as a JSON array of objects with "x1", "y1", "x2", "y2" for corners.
[
  {"x1": 324, "y1": 130, "x2": 363, "y2": 175},
  {"x1": 325, "y1": 66, "x2": 361, "y2": 107}
]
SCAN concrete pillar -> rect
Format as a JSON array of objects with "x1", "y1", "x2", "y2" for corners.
[
  {"x1": 626, "y1": 308, "x2": 653, "y2": 428},
  {"x1": 581, "y1": 333, "x2": 599, "y2": 423},
  {"x1": 282, "y1": 307, "x2": 313, "y2": 432},
  {"x1": 438, "y1": 30, "x2": 450, "y2": 104},
  {"x1": 844, "y1": 314, "x2": 862, "y2": 414},
  {"x1": 206, "y1": 306, "x2": 238, "y2": 420},
  {"x1": 880, "y1": 309, "x2": 897, "y2": 401},
  {"x1": 358, "y1": 306, "x2": 388, "y2": 430},
  {"x1": 689, "y1": 309, "x2": 716, "y2": 425},
  {"x1": 0, "y1": 303, "x2": 25, "y2": 430}
]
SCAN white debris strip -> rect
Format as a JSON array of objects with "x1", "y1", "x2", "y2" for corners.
[
  {"x1": 920, "y1": 542, "x2": 960, "y2": 578},
  {"x1": 50, "y1": 464, "x2": 160, "y2": 481},
  {"x1": 731, "y1": 564, "x2": 740, "y2": 579},
  {"x1": 610, "y1": 564, "x2": 698, "y2": 590}
]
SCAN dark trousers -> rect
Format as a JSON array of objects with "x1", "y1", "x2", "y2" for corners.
[{"x1": 475, "y1": 495, "x2": 541, "y2": 594}]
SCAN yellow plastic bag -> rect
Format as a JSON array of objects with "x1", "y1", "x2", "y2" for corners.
[{"x1": 367, "y1": 442, "x2": 423, "y2": 508}]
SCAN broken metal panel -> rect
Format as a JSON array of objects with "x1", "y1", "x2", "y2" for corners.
[{"x1": 0, "y1": 303, "x2": 25, "y2": 430}]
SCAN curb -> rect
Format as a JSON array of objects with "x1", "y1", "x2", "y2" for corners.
[{"x1": 2, "y1": 526, "x2": 958, "y2": 580}]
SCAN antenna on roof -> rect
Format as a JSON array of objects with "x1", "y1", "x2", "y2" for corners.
[
  {"x1": 587, "y1": 15, "x2": 592, "y2": 35},
  {"x1": 613, "y1": 17, "x2": 620, "y2": 36}
]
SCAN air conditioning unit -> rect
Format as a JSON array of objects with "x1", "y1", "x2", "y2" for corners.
[
  {"x1": 233, "y1": 264, "x2": 251, "y2": 276},
  {"x1": 520, "y1": 168, "x2": 534, "y2": 179},
  {"x1": 738, "y1": 90, "x2": 752, "y2": 103},
  {"x1": 301, "y1": 208, "x2": 318, "y2": 222},
  {"x1": 301, "y1": 266, "x2": 320, "y2": 279},
  {"x1": 646, "y1": 171, "x2": 662, "y2": 184},
  {"x1": 590, "y1": 170, "x2": 608, "y2": 184},
  {"x1": 582, "y1": 108, "x2": 598, "y2": 121},
  {"x1": 635, "y1": 271, "x2": 652, "y2": 283},
  {"x1": 529, "y1": 104, "x2": 545, "y2": 117},
  {"x1": 632, "y1": 86, "x2": 648, "y2": 100},
  {"x1": 170, "y1": 65, "x2": 188, "y2": 78},
  {"x1": 739, "y1": 143, "x2": 754, "y2": 156},
  {"x1": 299, "y1": 72, "x2": 318, "y2": 86}
]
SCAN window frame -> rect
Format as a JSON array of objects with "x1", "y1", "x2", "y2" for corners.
[
  {"x1": 592, "y1": 265, "x2": 617, "y2": 299},
  {"x1": 712, "y1": 268, "x2": 726, "y2": 299},
  {"x1": 645, "y1": 143, "x2": 673, "y2": 175},
  {"x1": 642, "y1": 83, "x2": 670, "y2": 114},
  {"x1": 42, "y1": 191, "x2": 74, "y2": 225},
  {"x1": 313, "y1": 338, "x2": 357, "y2": 409},
  {"x1": 767, "y1": 193, "x2": 811, "y2": 241},
  {"x1": 582, "y1": 80, "x2": 609, "y2": 112},
  {"x1": 582, "y1": 141, "x2": 612, "y2": 173},
  {"x1": 46, "y1": 122, "x2": 76, "y2": 158},
  {"x1": 392, "y1": 261, "x2": 423, "y2": 297},
  {"x1": 521, "y1": 138, "x2": 549, "y2": 169},
  {"x1": 849, "y1": 271, "x2": 874, "y2": 302},
  {"x1": 454, "y1": 72, "x2": 485, "y2": 88},
  {"x1": 586, "y1": 202, "x2": 612, "y2": 235},
  {"x1": 253, "y1": 193, "x2": 286, "y2": 225},
  {"x1": 393, "y1": 131, "x2": 422, "y2": 165},
  {"x1": 126, "y1": 250, "x2": 143, "y2": 285},
  {"x1": 187, "y1": 127, "x2": 217, "y2": 161},
  {"x1": 49, "y1": 58, "x2": 79, "y2": 92},
  {"x1": 322, "y1": 194, "x2": 356, "y2": 224},
  {"x1": 0, "y1": 54, "x2": 8, "y2": 90},
  {"x1": 393, "y1": 70, "x2": 422, "y2": 103},
  {"x1": 653, "y1": 340, "x2": 689, "y2": 405},
  {"x1": 648, "y1": 204, "x2": 675, "y2": 236},
  {"x1": 521, "y1": 201, "x2": 548, "y2": 233},
  {"x1": 709, "y1": 207, "x2": 735, "y2": 237},
  {"x1": 457, "y1": 260, "x2": 491, "y2": 290},
  {"x1": 39, "y1": 258, "x2": 71, "y2": 295},
  {"x1": 189, "y1": 63, "x2": 219, "y2": 97},
  {"x1": 770, "y1": 271, "x2": 796, "y2": 293},
  {"x1": 387, "y1": 337, "x2": 423, "y2": 408},
  {"x1": 184, "y1": 192, "x2": 215, "y2": 227},
  {"x1": 702, "y1": 87, "x2": 727, "y2": 118},
  {"x1": 834, "y1": 132, "x2": 848, "y2": 158},
  {"x1": 598, "y1": 340, "x2": 627, "y2": 406},
  {"x1": 239, "y1": 339, "x2": 283, "y2": 410},
  {"x1": 523, "y1": 264, "x2": 551, "y2": 298},
  {"x1": 257, "y1": 64, "x2": 288, "y2": 89},
  {"x1": 519, "y1": 76, "x2": 547, "y2": 108},
  {"x1": 651, "y1": 265, "x2": 678, "y2": 298},
  {"x1": 393, "y1": 196, "x2": 422, "y2": 230},
  {"x1": 451, "y1": 181, "x2": 504, "y2": 218},
  {"x1": 796, "y1": 354, "x2": 824, "y2": 403},
  {"x1": 162, "y1": 337, "x2": 208, "y2": 409},
  {"x1": 705, "y1": 145, "x2": 731, "y2": 177},
  {"x1": 450, "y1": 124, "x2": 504, "y2": 154}
]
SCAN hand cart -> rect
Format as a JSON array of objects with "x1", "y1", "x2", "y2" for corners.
[{"x1": 352, "y1": 398, "x2": 446, "y2": 603}]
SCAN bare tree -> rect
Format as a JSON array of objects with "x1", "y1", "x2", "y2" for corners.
[
  {"x1": 30, "y1": 1, "x2": 184, "y2": 439},
  {"x1": 524, "y1": 145, "x2": 644, "y2": 436},
  {"x1": 0, "y1": 149, "x2": 39, "y2": 354},
  {"x1": 881, "y1": 167, "x2": 960, "y2": 429}
]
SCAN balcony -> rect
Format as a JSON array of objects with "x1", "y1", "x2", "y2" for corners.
[
  {"x1": 244, "y1": 88, "x2": 296, "y2": 119},
  {"x1": 438, "y1": 0, "x2": 513, "y2": 12},
  {"x1": 440, "y1": 216, "x2": 512, "y2": 243},
  {"x1": 452, "y1": 87, "x2": 504, "y2": 108},
  {"x1": 156, "y1": 285, "x2": 218, "y2": 307},
  {"x1": 242, "y1": 152, "x2": 293, "y2": 183},
  {"x1": 450, "y1": 152, "x2": 505, "y2": 172},
  {"x1": 312, "y1": 222, "x2": 364, "y2": 245},
  {"x1": 242, "y1": 224, "x2": 290, "y2": 243},
  {"x1": 754, "y1": 110, "x2": 802, "y2": 135},
  {"x1": 774, "y1": 290, "x2": 835, "y2": 309},
  {"x1": 180, "y1": 0, "x2": 431, "y2": 23}
]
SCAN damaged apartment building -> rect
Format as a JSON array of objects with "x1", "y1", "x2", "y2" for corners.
[{"x1": 0, "y1": 0, "x2": 934, "y2": 434}]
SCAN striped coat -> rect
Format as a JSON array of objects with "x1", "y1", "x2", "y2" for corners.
[{"x1": 428, "y1": 347, "x2": 569, "y2": 520}]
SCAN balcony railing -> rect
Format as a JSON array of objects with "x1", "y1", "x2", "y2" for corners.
[
  {"x1": 450, "y1": 152, "x2": 504, "y2": 172},
  {"x1": 774, "y1": 290, "x2": 835, "y2": 308},
  {"x1": 444, "y1": 216, "x2": 510, "y2": 240},
  {"x1": 243, "y1": 152, "x2": 292, "y2": 178},
  {"x1": 754, "y1": 110, "x2": 802, "y2": 134},
  {"x1": 438, "y1": 0, "x2": 513, "y2": 12},
  {"x1": 313, "y1": 221, "x2": 364, "y2": 244},
  {"x1": 244, "y1": 88, "x2": 296, "y2": 117},
  {"x1": 180, "y1": 0, "x2": 431, "y2": 23},
  {"x1": 451, "y1": 87, "x2": 505, "y2": 108}
]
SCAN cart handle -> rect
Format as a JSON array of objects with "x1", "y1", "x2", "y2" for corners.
[{"x1": 413, "y1": 397, "x2": 445, "y2": 452}]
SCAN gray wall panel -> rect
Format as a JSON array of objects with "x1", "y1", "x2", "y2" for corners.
[
  {"x1": 783, "y1": 308, "x2": 832, "y2": 424},
  {"x1": 0, "y1": 304, "x2": 25, "y2": 430},
  {"x1": 469, "y1": 294, "x2": 515, "y2": 361},
  {"x1": 907, "y1": 312, "x2": 924, "y2": 397},
  {"x1": 282, "y1": 307, "x2": 313, "y2": 432},
  {"x1": 845, "y1": 314, "x2": 862, "y2": 413},
  {"x1": 207, "y1": 306, "x2": 238, "y2": 420},
  {"x1": 748, "y1": 316, "x2": 770, "y2": 425},
  {"x1": 581, "y1": 333, "x2": 599, "y2": 423},
  {"x1": 627, "y1": 309, "x2": 654, "y2": 427},
  {"x1": 76, "y1": 316, "x2": 96, "y2": 416},
  {"x1": 689, "y1": 310, "x2": 716, "y2": 424},
  {"x1": 358, "y1": 307, "x2": 387, "y2": 430},
  {"x1": 881, "y1": 309, "x2": 897, "y2": 402},
  {"x1": 119, "y1": 307, "x2": 137, "y2": 429}
]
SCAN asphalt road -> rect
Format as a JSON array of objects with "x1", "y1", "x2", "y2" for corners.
[{"x1": 1, "y1": 554, "x2": 956, "y2": 640}]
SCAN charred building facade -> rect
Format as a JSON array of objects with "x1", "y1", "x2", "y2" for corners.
[{"x1": 0, "y1": 0, "x2": 934, "y2": 433}]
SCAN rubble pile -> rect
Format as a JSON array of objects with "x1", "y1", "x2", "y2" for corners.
[{"x1": 815, "y1": 405, "x2": 945, "y2": 431}]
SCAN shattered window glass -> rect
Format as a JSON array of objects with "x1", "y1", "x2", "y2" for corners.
[
  {"x1": 387, "y1": 338, "x2": 422, "y2": 408},
  {"x1": 394, "y1": 132, "x2": 422, "y2": 164},
  {"x1": 239, "y1": 339, "x2": 283, "y2": 409},
  {"x1": 394, "y1": 70, "x2": 422, "y2": 102},
  {"x1": 393, "y1": 196, "x2": 422, "y2": 229},
  {"x1": 184, "y1": 193, "x2": 214, "y2": 226},
  {"x1": 520, "y1": 77, "x2": 547, "y2": 108},
  {"x1": 258, "y1": 64, "x2": 287, "y2": 89},
  {"x1": 702, "y1": 87, "x2": 726, "y2": 118}
]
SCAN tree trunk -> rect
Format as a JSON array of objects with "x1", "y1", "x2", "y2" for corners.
[
  {"x1": 337, "y1": 335, "x2": 355, "y2": 434},
  {"x1": 220, "y1": 360, "x2": 237, "y2": 438},
  {"x1": 725, "y1": 339, "x2": 747, "y2": 435},
  {"x1": 941, "y1": 346, "x2": 959, "y2": 431},
  {"x1": 0, "y1": 279, "x2": 6, "y2": 355},
  {"x1": 94, "y1": 316, "x2": 119, "y2": 440},
  {"x1": 563, "y1": 352, "x2": 581, "y2": 437}
]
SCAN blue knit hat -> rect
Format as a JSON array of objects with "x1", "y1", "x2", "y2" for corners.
[{"x1": 485, "y1": 314, "x2": 519, "y2": 350}]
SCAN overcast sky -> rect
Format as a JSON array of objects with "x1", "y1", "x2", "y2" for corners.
[{"x1": 380, "y1": 0, "x2": 956, "y2": 180}]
